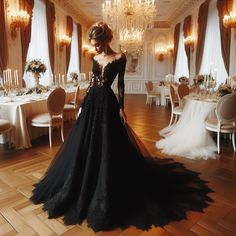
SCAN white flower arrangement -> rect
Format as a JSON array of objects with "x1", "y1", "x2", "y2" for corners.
[
  {"x1": 70, "y1": 72, "x2": 79, "y2": 81},
  {"x1": 25, "y1": 59, "x2": 47, "y2": 74}
]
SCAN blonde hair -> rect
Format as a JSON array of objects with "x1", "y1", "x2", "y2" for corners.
[{"x1": 88, "y1": 22, "x2": 113, "y2": 43}]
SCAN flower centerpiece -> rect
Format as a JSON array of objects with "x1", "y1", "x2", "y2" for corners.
[
  {"x1": 194, "y1": 75, "x2": 204, "y2": 85},
  {"x1": 70, "y1": 72, "x2": 79, "y2": 86},
  {"x1": 25, "y1": 59, "x2": 47, "y2": 87},
  {"x1": 178, "y1": 76, "x2": 189, "y2": 84},
  {"x1": 159, "y1": 80, "x2": 166, "y2": 86},
  {"x1": 217, "y1": 83, "x2": 232, "y2": 97}
]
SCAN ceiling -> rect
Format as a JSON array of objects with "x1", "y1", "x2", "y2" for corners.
[{"x1": 56, "y1": 0, "x2": 201, "y2": 28}]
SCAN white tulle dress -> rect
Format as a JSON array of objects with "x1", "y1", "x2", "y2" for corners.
[{"x1": 156, "y1": 97, "x2": 217, "y2": 160}]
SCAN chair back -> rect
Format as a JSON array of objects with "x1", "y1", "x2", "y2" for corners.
[
  {"x1": 47, "y1": 88, "x2": 66, "y2": 116},
  {"x1": 177, "y1": 83, "x2": 190, "y2": 100},
  {"x1": 145, "y1": 81, "x2": 154, "y2": 93},
  {"x1": 169, "y1": 85, "x2": 176, "y2": 109},
  {"x1": 78, "y1": 88, "x2": 87, "y2": 104},
  {"x1": 74, "y1": 85, "x2": 80, "y2": 109},
  {"x1": 216, "y1": 93, "x2": 236, "y2": 123},
  {"x1": 0, "y1": 119, "x2": 11, "y2": 133}
]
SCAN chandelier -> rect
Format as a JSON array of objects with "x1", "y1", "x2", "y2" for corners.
[
  {"x1": 119, "y1": 28, "x2": 143, "y2": 52},
  {"x1": 102, "y1": 0, "x2": 157, "y2": 52}
]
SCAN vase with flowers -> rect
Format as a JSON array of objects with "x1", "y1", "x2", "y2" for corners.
[
  {"x1": 70, "y1": 72, "x2": 79, "y2": 86},
  {"x1": 25, "y1": 59, "x2": 47, "y2": 88},
  {"x1": 217, "y1": 83, "x2": 232, "y2": 97}
]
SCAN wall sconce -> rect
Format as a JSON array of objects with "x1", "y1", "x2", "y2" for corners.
[
  {"x1": 10, "y1": 10, "x2": 30, "y2": 39},
  {"x1": 59, "y1": 34, "x2": 71, "y2": 51},
  {"x1": 82, "y1": 44, "x2": 96, "y2": 55},
  {"x1": 167, "y1": 44, "x2": 174, "y2": 56},
  {"x1": 156, "y1": 48, "x2": 167, "y2": 62},
  {"x1": 82, "y1": 44, "x2": 90, "y2": 54},
  {"x1": 223, "y1": 11, "x2": 236, "y2": 28},
  {"x1": 184, "y1": 35, "x2": 195, "y2": 51}
]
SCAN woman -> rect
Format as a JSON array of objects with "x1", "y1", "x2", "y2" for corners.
[{"x1": 31, "y1": 22, "x2": 213, "y2": 232}]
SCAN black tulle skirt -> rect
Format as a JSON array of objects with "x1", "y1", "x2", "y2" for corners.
[{"x1": 31, "y1": 85, "x2": 213, "y2": 232}]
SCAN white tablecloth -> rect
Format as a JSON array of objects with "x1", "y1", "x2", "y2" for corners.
[
  {"x1": 154, "y1": 85, "x2": 169, "y2": 106},
  {"x1": 0, "y1": 89, "x2": 75, "y2": 149},
  {"x1": 156, "y1": 95, "x2": 218, "y2": 159}
]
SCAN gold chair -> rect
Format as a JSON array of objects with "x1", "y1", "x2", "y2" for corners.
[
  {"x1": 145, "y1": 81, "x2": 160, "y2": 106},
  {"x1": 0, "y1": 119, "x2": 12, "y2": 148},
  {"x1": 168, "y1": 84, "x2": 183, "y2": 127},
  {"x1": 63, "y1": 85, "x2": 80, "y2": 120},
  {"x1": 205, "y1": 93, "x2": 236, "y2": 154},
  {"x1": 30, "y1": 88, "x2": 66, "y2": 148}
]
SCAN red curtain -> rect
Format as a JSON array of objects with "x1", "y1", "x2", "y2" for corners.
[
  {"x1": 46, "y1": 0, "x2": 55, "y2": 74},
  {"x1": 217, "y1": 0, "x2": 233, "y2": 75},
  {"x1": 66, "y1": 16, "x2": 73, "y2": 72},
  {"x1": 20, "y1": 0, "x2": 34, "y2": 76},
  {"x1": 183, "y1": 15, "x2": 192, "y2": 73},
  {"x1": 0, "y1": 0, "x2": 8, "y2": 76},
  {"x1": 173, "y1": 23, "x2": 181, "y2": 74},
  {"x1": 77, "y1": 23, "x2": 82, "y2": 72},
  {"x1": 195, "y1": 0, "x2": 210, "y2": 75}
]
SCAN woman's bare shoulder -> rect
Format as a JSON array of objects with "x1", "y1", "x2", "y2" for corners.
[{"x1": 93, "y1": 54, "x2": 100, "y2": 61}]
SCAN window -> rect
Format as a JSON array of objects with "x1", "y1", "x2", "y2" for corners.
[
  {"x1": 67, "y1": 23, "x2": 80, "y2": 80},
  {"x1": 199, "y1": 0, "x2": 227, "y2": 85},
  {"x1": 174, "y1": 23, "x2": 189, "y2": 80},
  {"x1": 24, "y1": 0, "x2": 52, "y2": 87}
]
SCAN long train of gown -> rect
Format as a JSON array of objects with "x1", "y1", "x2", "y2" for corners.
[{"x1": 31, "y1": 56, "x2": 213, "y2": 232}]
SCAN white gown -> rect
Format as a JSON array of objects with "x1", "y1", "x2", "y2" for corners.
[{"x1": 156, "y1": 97, "x2": 217, "y2": 160}]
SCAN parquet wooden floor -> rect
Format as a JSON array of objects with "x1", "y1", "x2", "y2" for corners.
[{"x1": 0, "y1": 94, "x2": 236, "y2": 236}]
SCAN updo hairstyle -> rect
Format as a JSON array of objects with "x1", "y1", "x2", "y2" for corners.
[{"x1": 88, "y1": 22, "x2": 113, "y2": 43}]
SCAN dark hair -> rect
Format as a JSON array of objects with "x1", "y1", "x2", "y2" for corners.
[{"x1": 88, "y1": 22, "x2": 113, "y2": 43}]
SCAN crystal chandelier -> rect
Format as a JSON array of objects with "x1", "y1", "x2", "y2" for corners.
[
  {"x1": 102, "y1": 0, "x2": 157, "y2": 52},
  {"x1": 119, "y1": 28, "x2": 143, "y2": 52}
]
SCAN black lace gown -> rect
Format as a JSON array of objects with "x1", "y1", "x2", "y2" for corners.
[{"x1": 31, "y1": 55, "x2": 213, "y2": 232}]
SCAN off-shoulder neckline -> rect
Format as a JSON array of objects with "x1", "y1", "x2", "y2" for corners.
[{"x1": 93, "y1": 54, "x2": 126, "y2": 71}]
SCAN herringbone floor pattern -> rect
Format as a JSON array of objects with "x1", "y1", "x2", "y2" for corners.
[{"x1": 0, "y1": 94, "x2": 236, "y2": 236}]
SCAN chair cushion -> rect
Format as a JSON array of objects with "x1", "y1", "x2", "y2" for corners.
[
  {"x1": 205, "y1": 118, "x2": 235, "y2": 132},
  {"x1": 0, "y1": 119, "x2": 11, "y2": 132},
  {"x1": 173, "y1": 106, "x2": 183, "y2": 115},
  {"x1": 64, "y1": 104, "x2": 75, "y2": 111},
  {"x1": 69, "y1": 98, "x2": 75, "y2": 105},
  {"x1": 31, "y1": 113, "x2": 62, "y2": 125}
]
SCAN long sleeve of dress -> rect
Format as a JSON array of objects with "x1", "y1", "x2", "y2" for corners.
[{"x1": 118, "y1": 56, "x2": 127, "y2": 109}]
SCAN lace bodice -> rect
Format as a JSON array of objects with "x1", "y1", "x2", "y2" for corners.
[{"x1": 91, "y1": 54, "x2": 127, "y2": 108}]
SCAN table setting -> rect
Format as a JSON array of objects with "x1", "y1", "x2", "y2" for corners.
[{"x1": 156, "y1": 80, "x2": 236, "y2": 160}]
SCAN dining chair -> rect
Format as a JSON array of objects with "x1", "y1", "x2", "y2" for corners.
[
  {"x1": 63, "y1": 85, "x2": 80, "y2": 120},
  {"x1": 30, "y1": 87, "x2": 66, "y2": 148},
  {"x1": 205, "y1": 93, "x2": 236, "y2": 154},
  {"x1": 0, "y1": 119, "x2": 12, "y2": 148},
  {"x1": 177, "y1": 83, "x2": 190, "y2": 106},
  {"x1": 168, "y1": 84, "x2": 183, "y2": 127},
  {"x1": 145, "y1": 81, "x2": 160, "y2": 106}
]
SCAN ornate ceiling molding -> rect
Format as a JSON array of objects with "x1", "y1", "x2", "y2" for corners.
[
  {"x1": 52, "y1": 0, "x2": 93, "y2": 27},
  {"x1": 168, "y1": 0, "x2": 201, "y2": 24}
]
